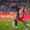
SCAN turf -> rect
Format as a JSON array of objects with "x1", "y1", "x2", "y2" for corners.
[{"x1": 0, "y1": 19, "x2": 30, "y2": 30}]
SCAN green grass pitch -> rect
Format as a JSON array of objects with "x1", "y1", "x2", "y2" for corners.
[{"x1": 0, "y1": 19, "x2": 30, "y2": 30}]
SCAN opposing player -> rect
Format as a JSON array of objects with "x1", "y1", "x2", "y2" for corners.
[
  {"x1": 12, "y1": 5, "x2": 30, "y2": 29},
  {"x1": 12, "y1": 2, "x2": 19, "y2": 28}
]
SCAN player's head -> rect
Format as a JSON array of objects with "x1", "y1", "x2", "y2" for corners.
[
  {"x1": 13, "y1": 1, "x2": 16, "y2": 6},
  {"x1": 18, "y1": 5, "x2": 22, "y2": 9},
  {"x1": 18, "y1": 5, "x2": 24, "y2": 9}
]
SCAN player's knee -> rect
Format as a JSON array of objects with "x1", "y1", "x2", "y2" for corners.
[{"x1": 24, "y1": 22, "x2": 27, "y2": 25}]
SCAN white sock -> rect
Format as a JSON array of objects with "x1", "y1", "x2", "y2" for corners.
[
  {"x1": 26, "y1": 24, "x2": 30, "y2": 27},
  {"x1": 12, "y1": 21, "x2": 15, "y2": 28}
]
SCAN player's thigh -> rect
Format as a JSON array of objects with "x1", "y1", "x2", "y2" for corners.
[
  {"x1": 21, "y1": 18, "x2": 26, "y2": 23},
  {"x1": 17, "y1": 17, "x2": 20, "y2": 21}
]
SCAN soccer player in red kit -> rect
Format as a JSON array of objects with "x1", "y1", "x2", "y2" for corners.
[
  {"x1": 17, "y1": 8, "x2": 25, "y2": 23},
  {"x1": 17, "y1": 6, "x2": 30, "y2": 27},
  {"x1": 12, "y1": 5, "x2": 30, "y2": 29}
]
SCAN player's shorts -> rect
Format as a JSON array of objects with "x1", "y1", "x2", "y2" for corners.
[{"x1": 17, "y1": 17, "x2": 26, "y2": 23}]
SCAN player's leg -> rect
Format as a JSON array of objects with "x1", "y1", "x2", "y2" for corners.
[
  {"x1": 12, "y1": 20, "x2": 15, "y2": 28},
  {"x1": 24, "y1": 22, "x2": 30, "y2": 27},
  {"x1": 17, "y1": 17, "x2": 30, "y2": 27},
  {"x1": 14, "y1": 15, "x2": 19, "y2": 28},
  {"x1": 12, "y1": 15, "x2": 18, "y2": 28},
  {"x1": 14, "y1": 13, "x2": 19, "y2": 28},
  {"x1": 19, "y1": 18, "x2": 30, "y2": 30},
  {"x1": 14, "y1": 20, "x2": 18, "y2": 28},
  {"x1": 23, "y1": 21, "x2": 30, "y2": 30},
  {"x1": 12, "y1": 19, "x2": 17, "y2": 28},
  {"x1": 21, "y1": 18, "x2": 30, "y2": 27}
]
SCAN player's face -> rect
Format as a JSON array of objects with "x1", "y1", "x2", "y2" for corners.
[
  {"x1": 13, "y1": 3, "x2": 16, "y2": 6},
  {"x1": 18, "y1": 6, "x2": 22, "y2": 9}
]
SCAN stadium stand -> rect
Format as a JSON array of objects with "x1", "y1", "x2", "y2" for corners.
[{"x1": 0, "y1": 0, "x2": 30, "y2": 12}]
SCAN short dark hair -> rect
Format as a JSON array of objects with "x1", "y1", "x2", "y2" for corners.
[
  {"x1": 11, "y1": 1, "x2": 16, "y2": 3},
  {"x1": 18, "y1": 4, "x2": 22, "y2": 6}
]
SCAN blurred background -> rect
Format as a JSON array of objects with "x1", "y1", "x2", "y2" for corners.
[
  {"x1": 0, "y1": 0, "x2": 30, "y2": 30},
  {"x1": 0, "y1": 0, "x2": 30, "y2": 14}
]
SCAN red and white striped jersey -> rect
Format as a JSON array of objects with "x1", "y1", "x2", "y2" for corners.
[{"x1": 19, "y1": 8, "x2": 25, "y2": 18}]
